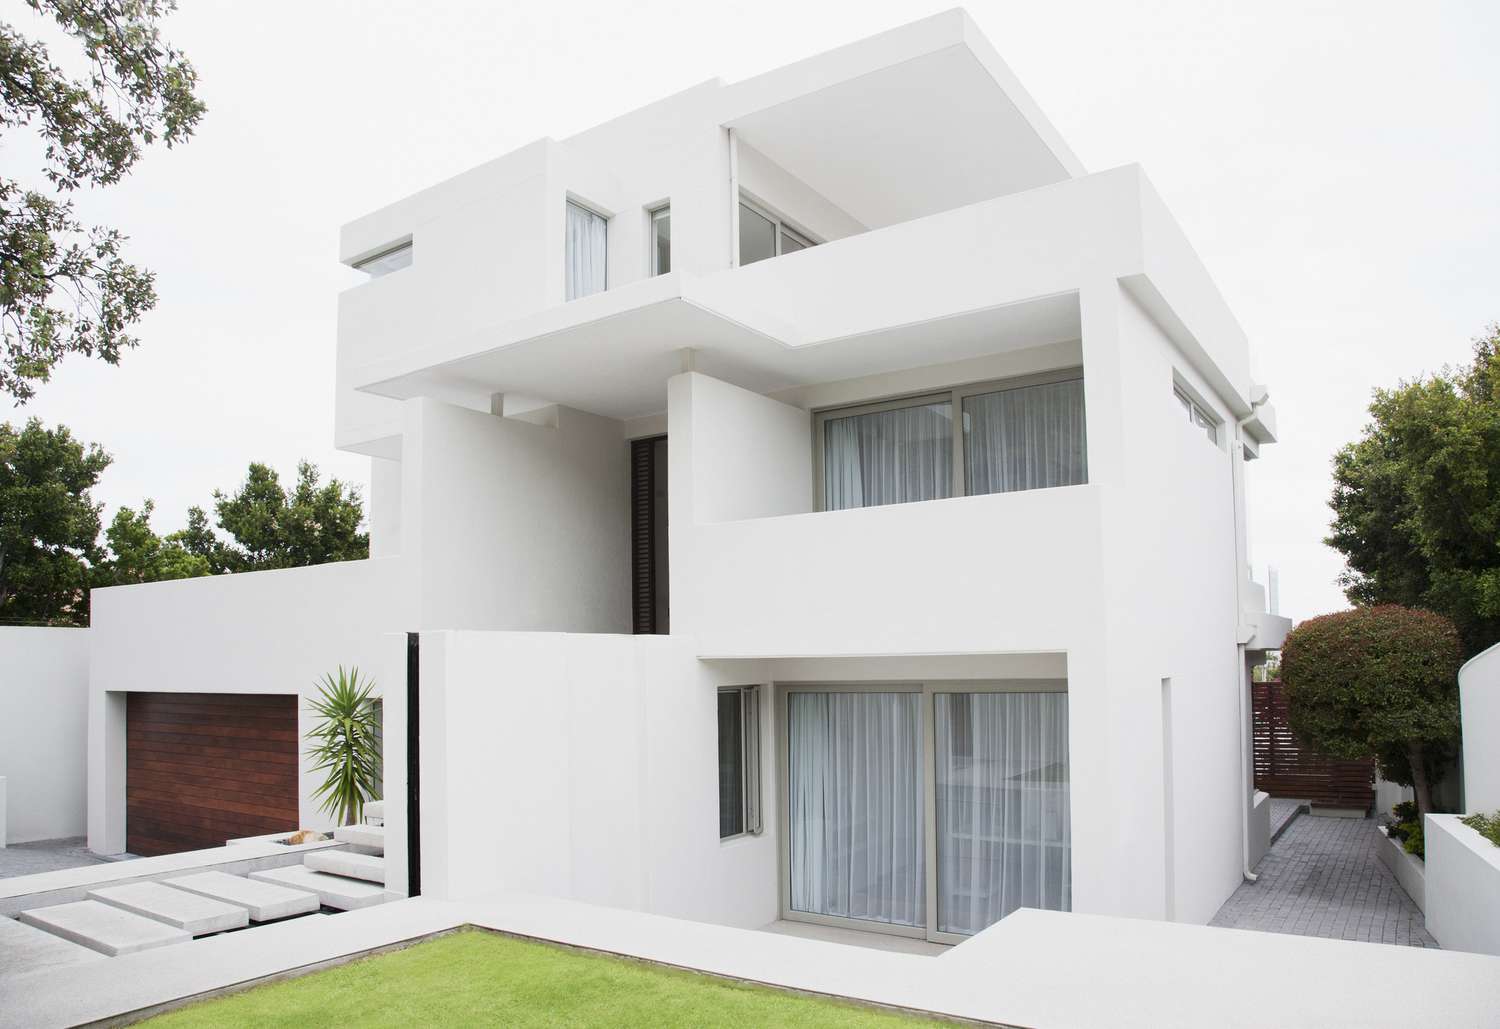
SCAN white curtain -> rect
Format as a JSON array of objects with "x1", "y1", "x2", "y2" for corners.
[
  {"x1": 963, "y1": 379, "x2": 1087, "y2": 494},
  {"x1": 566, "y1": 202, "x2": 607, "y2": 300},
  {"x1": 788, "y1": 692, "x2": 925, "y2": 927},
  {"x1": 823, "y1": 402, "x2": 953, "y2": 511},
  {"x1": 934, "y1": 692, "x2": 1071, "y2": 935}
]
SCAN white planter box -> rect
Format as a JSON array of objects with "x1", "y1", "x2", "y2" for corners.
[
  {"x1": 1376, "y1": 825, "x2": 1425, "y2": 913},
  {"x1": 1424, "y1": 813, "x2": 1500, "y2": 955}
]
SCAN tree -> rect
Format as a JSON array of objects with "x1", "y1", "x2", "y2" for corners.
[
  {"x1": 96, "y1": 498, "x2": 208, "y2": 585},
  {"x1": 1, "y1": 1, "x2": 205, "y2": 401},
  {"x1": 182, "y1": 461, "x2": 368, "y2": 573},
  {"x1": 1281, "y1": 605, "x2": 1462, "y2": 818},
  {"x1": 1328, "y1": 326, "x2": 1500, "y2": 656},
  {"x1": 0, "y1": 417, "x2": 108, "y2": 624}
]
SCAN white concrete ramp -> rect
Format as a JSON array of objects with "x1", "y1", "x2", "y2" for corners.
[
  {"x1": 88, "y1": 881, "x2": 248, "y2": 936},
  {"x1": 18, "y1": 900, "x2": 189, "y2": 957},
  {"x1": 303, "y1": 849, "x2": 386, "y2": 885},
  {"x1": 250, "y1": 866, "x2": 388, "y2": 911},
  {"x1": 166, "y1": 870, "x2": 320, "y2": 923}
]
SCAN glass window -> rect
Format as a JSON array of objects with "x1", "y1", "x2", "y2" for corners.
[
  {"x1": 779, "y1": 227, "x2": 809, "y2": 254},
  {"x1": 1174, "y1": 386, "x2": 1218, "y2": 444},
  {"x1": 934, "y1": 692, "x2": 1070, "y2": 935},
  {"x1": 822, "y1": 400, "x2": 953, "y2": 511},
  {"x1": 651, "y1": 206, "x2": 671, "y2": 276},
  {"x1": 718, "y1": 687, "x2": 760, "y2": 839},
  {"x1": 353, "y1": 241, "x2": 412, "y2": 278},
  {"x1": 963, "y1": 379, "x2": 1088, "y2": 495},
  {"x1": 566, "y1": 201, "x2": 608, "y2": 300},
  {"x1": 787, "y1": 691, "x2": 925, "y2": 927},
  {"x1": 738, "y1": 202, "x2": 776, "y2": 266}
]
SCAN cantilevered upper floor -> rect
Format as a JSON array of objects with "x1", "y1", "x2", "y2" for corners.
[{"x1": 334, "y1": 9, "x2": 1112, "y2": 455}]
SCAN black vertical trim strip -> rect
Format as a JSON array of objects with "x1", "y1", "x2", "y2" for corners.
[
  {"x1": 630, "y1": 438, "x2": 657, "y2": 634},
  {"x1": 406, "y1": 631, "x2": 421, "y2": 897}
]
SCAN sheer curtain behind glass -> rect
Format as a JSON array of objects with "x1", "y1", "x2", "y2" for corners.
[
  {"x1": 823, "y1": 402, "x2": 953, "y2": 510},
  {"x1": 788, "y1": 692, "x2": 925, "y2": 927},
  {"x1": 934, "y1": 692, "x2": 1070, "y2": 935},
  {"x1": 964, "y1": 379, "x2": 1087, "y2": 494},
  {"x1": 566, "y1": 202, "x2": 607, "y2": 300}
]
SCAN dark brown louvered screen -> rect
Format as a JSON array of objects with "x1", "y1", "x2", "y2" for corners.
[
  {"x1": 1252, "y1": 680, "x2": 1375, "y2": 811},
  {"x1": 631, "y1": 437, "x2": 658, "y2": 634}
]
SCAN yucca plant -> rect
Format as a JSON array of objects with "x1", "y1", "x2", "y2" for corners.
[{"x1": 306, "y1": 666, "x2": 382, "y2": 827}]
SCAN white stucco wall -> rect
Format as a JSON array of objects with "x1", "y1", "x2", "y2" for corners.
[
  {"x1": 1460, "y1": 642, "x2": 1500, "y2": 813},
  {"x1": 417, "y1": 630, "x2": 779, "y2": 929},
  {"x1": 1425, "y1": 813, "x2": 1500, "y2": 956},
  {"x1": 398, "y1": 398, "x2": 630, "y2": 633},
  {"x1": 88, "y1": 559, "x2": 402, "y2": 853},
  {"x1": 0, "y1": 628, "x2": 90, "y2": 844}
]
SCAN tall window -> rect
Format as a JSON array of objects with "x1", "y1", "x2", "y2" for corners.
[
  {"x1": 738, "y1": 197, "x2": 815, "y2": 267},
  {"x1": 650, "y1": 205, "x2": 671, "y2": 275},
  {"x1": 353, "y1": 240, "x2": 412, "y2": 278},
  {"x1": 566, "y1": 201, "x2": 608, "y2": 300},
  {"x1": 718, "y1": 687, "x2": 761, "y2": 839},
  {"x1": 816, "y1": 372, "x2": 1087, "y2": 511},
  {"x1": 784, "y1": 685, "x2": 1069, "y2": 942}
]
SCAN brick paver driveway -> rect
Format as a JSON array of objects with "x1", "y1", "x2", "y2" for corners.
[{"x1": 1210, "y1": 813, "x2": 1435, "y2": 947}]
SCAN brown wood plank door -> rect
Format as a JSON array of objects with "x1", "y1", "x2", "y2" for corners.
[{"x1": 126, "y1": 692, "x2": 300, "y2": 856}]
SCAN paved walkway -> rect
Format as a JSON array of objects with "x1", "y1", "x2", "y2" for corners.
[
  {"x1": 1269, "y1": 797, "x2": 1305, "y2": 839},
  {"x1": 1211, "y1": 814, "x2": 1435, "y2": 947},
  {"x1": 0, "y1": 838, "x2": 107, "y2": 879}
]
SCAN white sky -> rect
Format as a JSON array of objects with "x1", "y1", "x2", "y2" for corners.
[{"x1": 8, "y1": 0, "x2": 1499, "y2": 622}]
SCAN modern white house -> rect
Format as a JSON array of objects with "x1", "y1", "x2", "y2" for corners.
[{"x1": 72, "y1": 9, "x2": 1287, "y2": 948}]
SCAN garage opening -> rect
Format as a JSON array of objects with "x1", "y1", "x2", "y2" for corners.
[{"x1": 126, "y1": 692, "x2": 299, "y2": 856}]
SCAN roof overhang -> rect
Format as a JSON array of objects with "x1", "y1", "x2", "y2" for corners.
[{"x1": 719, "y1": 9, "x2": 1082, "y2": 229}]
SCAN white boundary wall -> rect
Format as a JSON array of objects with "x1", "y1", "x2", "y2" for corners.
[
  {"x1": 1460, "y1": 642, "x2": 1500, "y2": 812},
  {"x1": 0, "y1": 627, "x2": 90, "y2": 844},
  {"x1": 88, "y1": 559, "x2": 402, "y2": 853},
  {"x1": 1425, "y1": 813, "x2": 1500, "y2": 955}
]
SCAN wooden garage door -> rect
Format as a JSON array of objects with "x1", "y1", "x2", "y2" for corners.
[{"x1": 127, "y1": 692, "x2": 299, "y2": 857}]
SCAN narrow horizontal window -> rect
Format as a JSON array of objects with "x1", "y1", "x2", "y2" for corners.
[
  {"x1": 353, "y1": 241, "x2": 412, "y2": 278},
  {"x1": 1174, "y1": 385, "x2": 1218, "y2": 444},
  {"x1": 566, "y1": 201, "x2": 608, "y2": 300}
]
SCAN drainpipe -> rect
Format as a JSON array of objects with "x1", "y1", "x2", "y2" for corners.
[{"x1": 1232, "y1": 391, "x2": 1269, "y2": 883}]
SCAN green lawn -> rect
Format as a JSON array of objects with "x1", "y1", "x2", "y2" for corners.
[{"x1": 143, "y1": 927, "x2": 942, "y2": 1027}]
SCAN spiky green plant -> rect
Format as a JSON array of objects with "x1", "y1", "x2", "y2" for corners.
[{"x1": 306, "y1": 667, "x2": 382, "y2": 827}]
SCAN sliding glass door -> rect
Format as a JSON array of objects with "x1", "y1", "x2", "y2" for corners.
[{"x1": 782, "y1": 684, "x2": 1070, "y2": 943}]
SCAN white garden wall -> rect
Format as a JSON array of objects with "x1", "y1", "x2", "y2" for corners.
[
  {"x1": 1460, "y1": 642, "x2": 1500, "y2": 813},
  {"x1": 0, "y1": 627, "x2": 90, "y2": 844},
  {"x1": 88, "y1": 559, "x2": 402, "y2": 853},
  {"x1": 1424, "y1": 813, "x2": 1500, "y2": 955}
]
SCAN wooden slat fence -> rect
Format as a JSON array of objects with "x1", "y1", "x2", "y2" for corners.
[{"x1": 1252, "y1": 680, "x2": 1375, "y2": 811}]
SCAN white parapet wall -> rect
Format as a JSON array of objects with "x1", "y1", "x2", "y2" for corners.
[
  {"x1": 0, "y1": 627, "x2": 90, "y2": 844},
  {"x1": 1460, "y1": 642, "x2": 1500, "y2": 812},
  {"x1": 1424, "y1": 813, "x2": 1500, "y2": 955}
]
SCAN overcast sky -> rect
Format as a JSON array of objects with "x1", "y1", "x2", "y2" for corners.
[{"x1": 8, "y1": 0, "x2": 1498, "y2": 622}]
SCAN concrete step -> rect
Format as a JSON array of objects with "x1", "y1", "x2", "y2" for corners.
[
  {"x1": 87, "y1": 881, "x2": 248, "y2": 936},
  {"x1": 249, "y1": 866, "x2": 388, "y2": 911},
  {"x1": 332, "y1": 823, "x2": 384, "y2": 853},
  {"x1": 0, "y1": 914, "x2": 106, "y2": 976},
  {"x1": 363, "y1": 800, "x2": 384, "y2": 825},
  {"x1": 164, "y1": 870, "x2": 320, "y2": 923},
  {"x1": 303, "y1": 849, "x2": 386, "y2": 885},
  {"x1": 18, "y1": 900, "x2": 189, "y2": 957}
]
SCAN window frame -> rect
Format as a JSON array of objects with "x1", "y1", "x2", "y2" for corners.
[
  {"x1": 565, "y1": 198, "x2": 610, "y2": 301},
  {"x1": 737, "y1": 194, "x2": 819, "y2": 267},
  {"x1": 1173, "y1": 383, "x2": 1220, "y2": 446},
  {"x1": 352, "y1": 239, "x2": 414, "y2": 278},
  {"x1": 649, "y1": 203, "x2": 671, "y2": 276},
  {"x1": 811, "y1": 367, "x2": 1087, "y2": 512},
  {"x1": 774, "y1": 679, "x2": 1070, "y2": 946},
  {"x1": 717, "y1": 685, "x2": 762, "y2": 841}
]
